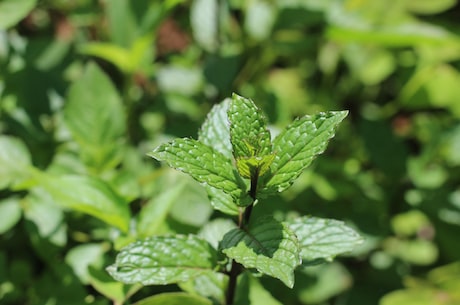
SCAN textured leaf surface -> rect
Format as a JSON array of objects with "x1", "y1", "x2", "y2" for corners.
[
  {"x1": 228, "y1": 94, "x2": 272, "y2": 159},
  {"x1": 221, "y1": 218, "x2": 301, "y2": 287},
  {"x1": 107, "y1": 235, "x2": 218, "y2": 285},
  {"x1": 37, "y1": 173, "x2": 131, "y2": 232},
  {"x1": 133, "y1": 292, "x2": 212, "y2": 305},
  {"x1": 287, "y1": 216, "x2": 363, "y2": 264},
  {"x1": 149, "y1": 138, "x2": 248, "y2": 203},
  {"x1": 198, "y1": 98, "x2": 233, "y2": 159},
  {"x1": 263, "y1": 111, "x2": 348, "y2": 193}
]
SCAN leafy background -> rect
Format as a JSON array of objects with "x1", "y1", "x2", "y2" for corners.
[{"x1": 1, "y1": 0, "x2": 460, "y2": 304}]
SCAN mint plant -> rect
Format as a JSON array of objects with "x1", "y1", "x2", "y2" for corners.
[{"x1": 107, "y1": 94, "x2": 363, "y2": 305}]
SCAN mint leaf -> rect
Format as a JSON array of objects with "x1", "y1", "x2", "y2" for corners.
[
  {"x1": 263, "y1": 111, "x2": 348, "y2": 194},
  {"x1": 198, "y1": 98, "x2": 233, "y2": 159},
  {"x1": 206, "y1": 186, "x2": 240, "y2": 215},
  {"x1": 228, "y1": 94, "x2": 272, "y2": 159},
  {"x1": 133, "y1": 292, "x2": 213, "y2": 305},
  {"x1": 107, "y1": 235, "x2": 218, "y2": 285},
  {"x1": 0, "y1": 136, "x2": 32, "y2": 189},
  {"x1": 286, "y1": 216, "x2": 363, "y2": 264},
  {"x1": 37, "y1": 174, "x2": 131, "y2": 233},
  {"x1": 220, "y1": 218, "x2": 301, "y2": 288},
  {"x1": 149, "y1": 138, "x2": 249, "y2": 204}
]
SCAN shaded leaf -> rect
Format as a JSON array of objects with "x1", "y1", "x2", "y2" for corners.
[
  {"x1": 221, "y1": 218, "x2": 301, "y2": 288},
  {"x1": 286, "y1": 216, "x2": 363, "y2": 264},
  {"x1": 148, "y1": 138, "x2": 249, "y2": 205},
  {"x1": 107, "y1": 235, "x2": 218, "y2": 285},
  {"x1": 263, "y1": 111, "x2": 348, "y2": 193},
  {"x1": 133, "y1": 292, "x2": 212, "y2": 305}
]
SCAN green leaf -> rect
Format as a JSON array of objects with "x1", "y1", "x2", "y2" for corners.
[
  {"x1": 228, "y1": 93, "x2": 272, "y2": 159},
  {"x1": 236, "y1": 154, "x2": 276, "y2": 179},
  {"x1": 0, "y1": 136, "x2": 32, "y2": 189},
  {"x1": 220, "y1": 218, "x2": 301, "y2": 288},
  {"x1": 263, "y1": 111, "x2": 348, "y2": 194},
  {"x1": 0, "y1": 0, "x2": 37, "y2": 30},
  {"x1": 206, "y1": 186, "x2": 240, "y2": 215},
  {"x1": 179, "y1": 272, "x2": 227, "y2": 304},
  {"x1": 0, "y1": 198, "x2": 22, "y2": 234},
  {"x1": 148, "y1": 138, "x2": 249, "y2": 205},
  {"x1": 65, "y1": 244, "x2": 105, "y2": 284},
  {"x1": 37, "y1": 173, "x2": 131, "y2": 233},
  {"x1": 64, "y1": 62, "x2": 126, "y2": 170},
  {"x1": 133, "y1": 292, "x2": 212, "y2": 305},
  {"x1": 190, "y1": 0, "x2": 218, "y2": 52},
  {"x1": 286, "y1": 216, "x2": 363, "y2": 264},
  {"x1": 107, "y1": 235, "x2": 218, "y2": 285},
  {"x1": 198, "y1": 98, "x2": 233, "y2": 159}
]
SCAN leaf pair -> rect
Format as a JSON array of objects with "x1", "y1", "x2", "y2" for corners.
[
  {"x1": 107, "y1": 216, "x2": 363, "y2": 288},
  {"x1": 149, "y1": 94, "x2": 348, "y2": 211}
]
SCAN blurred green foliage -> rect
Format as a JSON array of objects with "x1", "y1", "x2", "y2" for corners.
[{"x1": 1, "y1": 0, "x2": 460, "y2": 304}]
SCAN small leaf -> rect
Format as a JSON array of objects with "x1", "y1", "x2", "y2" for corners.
[
  {"x1": 263, "y1": 111, "x2": 348, "y2": 194},
  {"x1": 0, "y1": 136, "x2": 32, "y2": 189},
  {"x1": 228, "y1": 93, "x2": 272, "y2": 159},
  {"x1": 0, "y1": 0, "x2": 37, "y2": 30},
  {"x1": 236, "y1": 154, "x2": 276, "y2": 179},
  {"x1": 107, "y1": 235, "x2": 218, "y2": 285},
  {"x1": 198, "y1": 98, "x2": 233, "y2": 159},
  {"x1": 0, "y1": 198, "x2": 22, "y2": 234},
  {"x1": 133, "y1": 292, "x2": 212, "y2": 305},
  {"x1": 148, "y1": 138, "x2": 249, "y2": 205},
  {"x1": 286, "y1": 216, "x2": 363, "y2": 264},
  {"x1": 37, "y1": 173, "x2": 131, "y2": 233},
  {"x1": 220, "y1": 218, "x2": 301, "y2": 288},
  {"x1": 206, "y1": 186, "x2": 240, "y2": 215}
]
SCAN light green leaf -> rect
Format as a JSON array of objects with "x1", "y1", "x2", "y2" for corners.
[
  {"x1": 206, "y1": 186, "x2": 240, "y2": 215},
  {"x1": 179, "y1": 272, "x2": 227, "y2": 304},
  {"x1": 0, "y1": 198, "x2": 22, "y2": 234},
  {"x1": 198, "y1": 98, "x2": 233, "y2": 159},
  {"x1": 0, "y1": 136, "x2": 32, "y2": 189},
  {"x1": 148, "y1": 138, "x2": 249, "y2": 205},
  {"x1": 263, "y1": 111, "x2": 348, "y2": 194},
  {"x1": 37, "y1": 173, "x2": 131, "y2": 233},
  {"x1": 107, "y1": 235, "x2": 218, "y2": 285},
  {"x1": 190, "y1": 0, "x2": 218, "y2": 52},
  {"x1": 221, "y1": 218, "x2": 301, "y2": 288},
  {"x1": 228, "y1": 93, "x2": 272, "y2": 159},
  {"x1": 236, "y1": 154, "x2": 276, "y2": 179},
  {"x1": 198, "y1": 218, "x2": 237, "y2": 249},
  {"x1": 287, "y1": 216, "x2": 363, "y2": 264},
  {"x1": 133, "y1": 292, "x2": 212, "y2": 305},
  {"x1": 65, "y1": 244, "x2": 106, "y2": 284},
  {"x1": 0, "y1": 0, "x2": 37, "y2": 29},
  {"x1": 64, "y1": 62, "x2": 126, "y2": 169}
]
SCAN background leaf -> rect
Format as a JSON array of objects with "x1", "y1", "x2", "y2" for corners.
[
  {"x1": 0, "y1": 136, "x2": 32, "y2": 189},
  {"x1": 263, "y1": 111, "x2": 348, "y2": 193},
  {"x1": 37, "y1": 173, "x2": 131, "y2": 233},
  {"x1": 133, "y1": 292, "x2": 212, "y2": 305},
  {"x1": 107, "y1": 235, "x2": 218, "y2": 285},
  {"x1": 221, "y1": 218, "x2": 301, "y2": 288},
  {"x1": 287, "y1": 216, "x2": 363, "y2": 264},
  {"x1": 0, "y1": 0, "x2": 37, "y2": 29}
]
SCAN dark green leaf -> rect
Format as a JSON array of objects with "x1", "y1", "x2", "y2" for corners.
[
  {"x1": 263, "y1": 111, "x2": 348, "y2": 194},
  {"x1": 221, "y1": 218, "x2": 301, "y2": 288},
  {"x1": 107, "y1": 235, "x2": 218, "y2": 285}
]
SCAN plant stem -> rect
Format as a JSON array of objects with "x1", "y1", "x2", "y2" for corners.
[{"x1": 225, "y1": 171, "x2": 259, "y2": 304}]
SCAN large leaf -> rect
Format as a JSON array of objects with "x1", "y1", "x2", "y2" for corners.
[
  {"x1": 64, "y1": 63, "x2": 126, "y2": 169},
  {"x1": 133, "y1": 292, "x2": 212, "y2": 305},
  {"x1": 262, "y1": 111, "x2": 348, "y2": 194},
  {"x1": 228, "y1": 93, "x2": 272, "y2": 159},
  {"x1": 107, "y1": 235, "x2": 218, "y2": 285},
  {"x1": 37, "y1": 173, "x2": 131, "y2": 233},
  {"x1": 148, "y1": 138, "x2": 249, "y2": 205},
  {"x1": 198, "y1": 98, "x2": 233, "y2": 159},
  {"x1": 0, "y1": 136, "x2": 32, "y2": 189},
  {"x1": 0, "y1": 0, "x2": 37, "y2": 29},
  {"x1": 286, "y1": 216, "x2": 363, "y2": 264},
  {"x1": 220, "y1": 218, "x2": 301, "y2": 288}
]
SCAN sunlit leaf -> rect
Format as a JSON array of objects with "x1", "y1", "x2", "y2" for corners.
[{"x1": 107, "y1": 235, "x2": 218, "y2": 285}]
